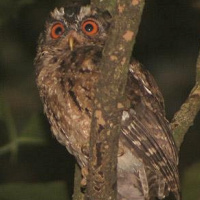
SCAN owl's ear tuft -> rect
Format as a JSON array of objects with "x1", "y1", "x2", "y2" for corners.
[
  {"x1": 78, "y1": 5, "x2": 93, "y2": 21},
  {"x1": 50, "y1": 7, "x2": 65, "y2": 20}
]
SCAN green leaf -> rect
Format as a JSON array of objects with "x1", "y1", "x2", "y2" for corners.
[
  {"x1": 20, "y1": 113, "x2": 48, "y2": 142},
  {"x1": 0, "y1": 96, "x2": 18, "y2": 159},
  {"x1": 17, "y1": 113, "x2": 49, "y2": 146},
  {"x1": 0, "y1": 182, "x2": 70, "y2": 200}
]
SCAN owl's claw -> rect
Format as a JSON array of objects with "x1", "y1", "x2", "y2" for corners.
[
  {"x1": 81, "y1": 167, "x2": 88, "y2": 187},
  {"x1": 118, "y1": 146, "x2": 125, "y2": 157}
]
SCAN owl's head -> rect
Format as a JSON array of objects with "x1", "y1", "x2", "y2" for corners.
[{"x1": 39, "y1": 5, "x2": 111, "y2": 52}]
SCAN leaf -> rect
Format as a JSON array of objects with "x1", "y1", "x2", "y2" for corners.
[
  {"x1": 0, "y1": 182, "x2": 70, "y2": 200},
  {"x1": 0, "y1": 96, "x2": 18, "y2": 159},
  {"x1": 20, "y1": 113, "x2": 48, "y2": 142},
  {"x1": 0, "y1": 96, "x2": 48, "y2": 157}
]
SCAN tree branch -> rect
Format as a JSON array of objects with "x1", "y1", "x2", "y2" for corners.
[
  {"x1": 86, "y1": 0, "x2": 145, "y2": 200},
  {"x1": 91, "y1": 0, "x2": 116, "y2": 15},
  {"x1": 171, "y1": 51, "x2": 200, "y2": 150}
]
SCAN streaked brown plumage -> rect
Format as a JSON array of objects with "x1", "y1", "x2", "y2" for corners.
[{"x1": 35, "y1": 5, "x2": 180, "y2": 200}]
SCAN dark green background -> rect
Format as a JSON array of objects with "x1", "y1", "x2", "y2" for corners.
[{"x1": 0, "y1": 0, "x2": 200, "y2": 199}]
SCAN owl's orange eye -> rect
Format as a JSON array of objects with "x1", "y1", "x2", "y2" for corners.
[
  {"x1": 82, "y1": 20, "x2": 99, "y2": 36},
  {"x1": 51, "y1": 23, "x2": 65, "y2": 39}
]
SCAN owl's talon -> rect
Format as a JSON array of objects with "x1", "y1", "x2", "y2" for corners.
[
  {"x1": 118, "y1": 146, "x2": 125, "y2": 157},
  {"x1": 81, "y1": 167, "x2": 88, "y2": 187},
  {"x1": 81, "y1": 177, "x2": 87, "y2": 187},
  {"x1": 81, "y1": 144, "x2": 89, "y2": 157}
]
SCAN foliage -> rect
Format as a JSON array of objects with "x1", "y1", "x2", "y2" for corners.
[{"x1": 0, "y1": 96, "x2": 47, "y2": 159}]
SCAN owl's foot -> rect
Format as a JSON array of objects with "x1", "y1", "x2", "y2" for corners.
[
  {"x1": 81, "y1": 167, "x2": 88, "y2": 187},
  {"x1": 118, "y1": 146, "x2": 125, "y2": 157}
]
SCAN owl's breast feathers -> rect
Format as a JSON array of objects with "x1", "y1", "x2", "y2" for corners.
[
  {"x1": 36, "y1": 46, "x2": 102, "y2": 164},
  {"x1": 35, "y1": 46, "x2": 180, "y2": 200}
]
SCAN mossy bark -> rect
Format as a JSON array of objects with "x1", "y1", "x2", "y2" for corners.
[
  {"x1": 86, "y1": 0, "x2": 145, "y2": 200},
  {"x1": 171, "y1": 51, "x2": 200, "y2": 150}
]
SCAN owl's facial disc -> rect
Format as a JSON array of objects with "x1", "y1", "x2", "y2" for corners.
[
  {"x1": 45, "y1": 5, "x2": 111, "y2": 51},
  {"x1": 67, "y1": 18, "x2": 100, "y2": 51}
]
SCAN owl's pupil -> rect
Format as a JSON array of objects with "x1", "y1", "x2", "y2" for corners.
[
  {"x1": 55, "y1": 27, "x2": 63, "y2": 35},
  {"x1": 85, "y1": 24, "x2": 94, "y2": 32}
]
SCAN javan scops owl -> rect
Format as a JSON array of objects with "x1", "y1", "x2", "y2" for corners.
[{"x1": 35, "y1": 4, "x2": 180, "y2": 200}]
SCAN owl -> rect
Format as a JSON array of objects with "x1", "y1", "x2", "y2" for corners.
[{"x1": 35, "y1": 4, "x2": 180, "y2": 200}]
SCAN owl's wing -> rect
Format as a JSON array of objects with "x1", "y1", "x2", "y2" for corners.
[{"x1": 122, "y1": 60, "x2": 180, "y2": 199}]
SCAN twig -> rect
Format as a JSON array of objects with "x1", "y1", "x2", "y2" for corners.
[
  {"x1": 171, "y1": 51, "x2": 200, "y2": 150},
  {"x1": 91, "y1": 0, "x2": 116, "y2": 15}
]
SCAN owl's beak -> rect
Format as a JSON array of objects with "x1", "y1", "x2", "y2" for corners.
[{"x1": 68, "y1": 36, "x2": 74, "y2": 51}]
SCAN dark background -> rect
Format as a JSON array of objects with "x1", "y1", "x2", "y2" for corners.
[{"x1": 0, "y1": 0, "x2": 200, "y2": 199}]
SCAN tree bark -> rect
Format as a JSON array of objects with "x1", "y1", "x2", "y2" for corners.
[
  {"x1": 171, "y1": 51, "x2": 200, "y2": 150},
  {"x1": 86, "y1": 0, "x2": 145, "y2": 200}
]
